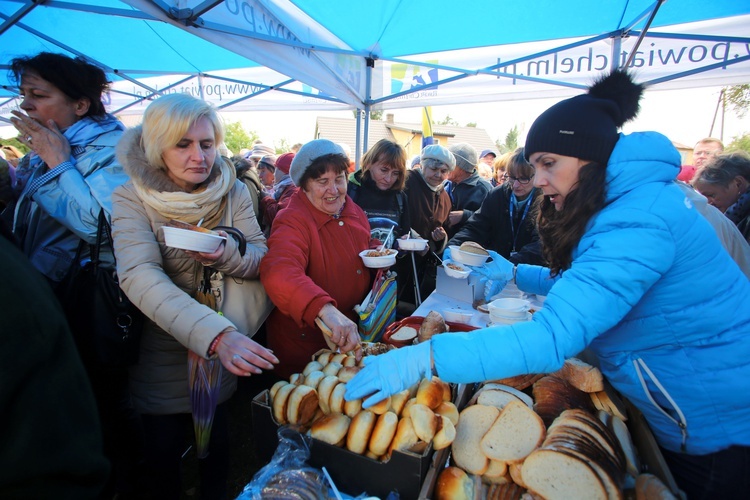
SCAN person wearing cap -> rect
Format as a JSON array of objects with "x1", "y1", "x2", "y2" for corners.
[
  {"x1": 345, "y1": 69, "x2": 750, "y2": 498},
  {"x1": 246, "y1": 141, "x2": 275, "y2": 169},
  {"x1": 257, "y1": 154, "x2": 277, "y2": 194},
  {"x1": 479, "y1": 148, "x2": 497, "y2": 167},
  {"x1": 259, "y1": 152, "x2": 297, "y2": 230},
  {"x1": 260, "y1": 140, "x2": 371, "y2": 377},
  {"x1": 402, "y1": 144, "x2": 454, "y2": 302},
  {"x1": 445, "y1": 142, "x2": 492, "y2": 238},
  {"x1": 447, "y1": 147, "x2": 544, "y2": 266}
]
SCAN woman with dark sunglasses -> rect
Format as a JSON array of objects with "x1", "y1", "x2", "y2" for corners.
[{"x1": 447, "y1": 147, "x2": 545, "y2": 265}]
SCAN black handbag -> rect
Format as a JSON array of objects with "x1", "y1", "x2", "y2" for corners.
[{"x1": 62, "y1": 210, "x2": 143, "y2": 367}]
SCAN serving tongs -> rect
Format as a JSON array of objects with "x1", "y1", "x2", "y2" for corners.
[{"x1": 314, "y1": 317, "x2": 362, "y2": 358}]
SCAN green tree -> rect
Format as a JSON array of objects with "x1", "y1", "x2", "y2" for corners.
[
  {"x1": 0, "y1": 137, "x2": 30, "y2": 155},
  {"x1": 465, "y1": 122, "x2": 477, "y2": 128},
  {"x1": 436, "y1": 115, "x2": 458, "y2": 126},
  {"x1": 727, "y1": 133, "x2": 750, "y2": 154},
  {"x1": 275, "y1": 138, "x2": 291, "y2": 154},
  {"x1": 725, "y1": 84, "x2": 750, "y2": 118},
  {"x1": 224, "y1": 121, "x2": 258, "y2": 155},
  {"x1": 351, "y1": 110, "x2": 383, "y2": 120},
  {"x1": 495, "y1": 125, "x2": 519, "y2": 154}
]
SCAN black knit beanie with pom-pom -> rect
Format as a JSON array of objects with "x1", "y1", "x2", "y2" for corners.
[{"x1": 524, "y1": 69, "x2": 644, "y2": 165}]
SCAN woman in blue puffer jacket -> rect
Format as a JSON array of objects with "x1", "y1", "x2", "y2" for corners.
[{"x1": 346, "y1": 70, "x2": 750, "y2": 498}]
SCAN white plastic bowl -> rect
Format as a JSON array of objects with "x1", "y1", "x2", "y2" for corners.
[
  {"x1": 443, "y1": 308, "x2": 473, "y2": 324},
  {"x1": 448, "y1": 245, "x2": 490, "y2": 267},
  {"x1": 359, "y1": 249, "x2": 397, "y2": 268},
  {"x1": 487, "y1": 298, "x2": 531, "y2": 319},
  {"x1": 397, "y1": 238, "x2": 428, "y2": 251},
  {"x1": 162, "y1": 226, "x2": 226, "y2": 253},
  {"x1": 488, "y1": 311, "x2": 533, "y2": 326},
  {"x1": 442, "y1": 259, "x2": 471, "y2": 279}
]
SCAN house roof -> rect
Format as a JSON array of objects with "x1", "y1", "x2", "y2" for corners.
[{"x1": 315, "y1": 116, "x2": 497, "y2": 155}]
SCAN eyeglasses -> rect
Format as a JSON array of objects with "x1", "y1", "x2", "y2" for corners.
[{"x1": 508, "y1": 175, "x2": 534, "y2": 185}]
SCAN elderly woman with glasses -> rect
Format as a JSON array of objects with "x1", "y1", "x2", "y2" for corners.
[{"x1": 447, "y1": 148, "x2": 544, "y2": 265}]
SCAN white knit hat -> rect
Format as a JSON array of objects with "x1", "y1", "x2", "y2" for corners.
[{"x1": 289, "y1": 139, "x2": 346, "y2": 186}]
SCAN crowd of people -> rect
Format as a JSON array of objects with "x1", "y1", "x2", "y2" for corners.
[{"x1": 2, "y1": 52, "x2": 749, "y2": 499}]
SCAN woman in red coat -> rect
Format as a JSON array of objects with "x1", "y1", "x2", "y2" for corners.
[{"x1": 260, "y1": 140, "x2": 371, "y2": 377}]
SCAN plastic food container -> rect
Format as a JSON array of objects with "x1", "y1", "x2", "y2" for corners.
[
  {"x1": 442, "y1": 308, "x2": 473, "y2": 324},
  {"x1": 359, "y1": 249, "x2": 397, "y2": 268},
  {"x1": 487, "y1": 298, "x2": 531, "y2": 319},
  {"x1": 448, "y1": 245, "x2": 489, "y2": 267},
  {"x1": 162, "y1": 226, "x2": 226, "y2": 253},
  {"x1": 442, "y1": 259, "x2": 471, "y2": 279},
  {"x1": 397, "y1": 238, "x2": 428, "y2": 251},
  {"x1": 488, "y1": 311, "x2": 533, "y2": 326}
]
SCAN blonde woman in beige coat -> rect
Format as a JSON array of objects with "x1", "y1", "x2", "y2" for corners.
[{"x1": 111, "y1": 94, "x2": 277, "y2": 499}]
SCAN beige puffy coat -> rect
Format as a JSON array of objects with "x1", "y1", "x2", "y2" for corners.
[{"x1": 112, "y1": 129, "x2": 267, "y2": 414}]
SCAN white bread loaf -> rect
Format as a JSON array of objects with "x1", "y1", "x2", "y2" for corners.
[
  {"x1": 303, "y1": 370, "x2": 326, "y2": 390},
  {"x1": 286, "y1": 384, "x2": 319, "y2": 425},
  {"x1": 556, "y1": 357, "x2": 605, "y2": 393},
  {"x1": 483, "y1": 459, "x2": 508, "y2": 479},
  {"x1": 419, "y1": 311, "x2": 448, "y2": 342},
  {"x1": 391, "y1": 326, "x2": 418, "y2": 342},
  {"x1": 452, "y1": 405, "x2": 500, "y2": 475},
  {"x1": 435, "y1": 401, "x2": 459, "y2": 426},
  {"x1": 432, "y1": 415, "x2": 456, "y2": 450},
  {"x1": 410, "y1": 403, "x2": 439, "y2": 442},
  {"x1": 328, "y1": 382, "x2": 347, "y2": 414},
  {"x1": 344, "y1": 397, "x2": 363, "y2": 418},
  {"x1": 302, "y1": 360, "x2": 323, "y2": 376},
  {"x1": 368, "y1": 411, "x2": 399, "y2": 456},
  {"x1": 272, "y1": 383, "x2": 296, "y2": 424},
  {"x1": 347, "y1": 410, "x2": 377, "y2": 454},
  {"x1": 485, "y1": 482, "x2": 525, "y2": 499},
  {"x1": 435, "y1": 466, "x2": 474, "y2": 500},
  {"x1": 479, "y1": 400, "x2": 546, "y2": 461},
  {"x1": 387, "y1": 416, "x2": 419, "y2": 457},
  {"x1": 606, "y1": 412, "x2": 640, "y2": 477},
  {"x1": 486, "y1": 373, "x2": 544, "y2": 391},
  {"x1": 310, "y1": 413, "x2": 351, "y2": 446},
  {"x1": 316, "y1": 375, "x2": 340, "y2": 414},
  {"x1": 459, "y1": 241, "x2": 489, "y2": 256},
  {"x1": 475, "y1": 388, "x2": 525, "y2": 410},
  {"x1": 507, "y1": 461, "x2": 527, "y2": 489},
  {"x1": 522, "y1": 448, "x2": 608, "y2": 500},
  {"x1": 478, "y1": 383, "x2": 534, "y2": 408},
  {"x1": 532, "y1": 375, "x2": 596, "y2": 427},
  {"x1": 389, "y1": 389, "x2": 411, "y2": 416}
]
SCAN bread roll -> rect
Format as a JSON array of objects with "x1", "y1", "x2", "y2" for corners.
[
  {"x1": 311, "y1": 413, "x2": 351, "y2": 446},
  {"x1": 368, "y1": 411, "x2": 399, "y2": 456},
  {"x1": 433, "y1": 414, "x2": 456, "y2": 450},
  {"x1": 419, "y1": 311, "x2": 448, "y2": 342},
  {"x1": 452, "y1": 405, "x2": 500, "y2": 475},
  {"x1": 337, "y1": 365, "x2": 361, "y2": 383},
  {"x1": 344, "y1": 397, "x2": 363, "y2": 418},
  {"x1": 303, "y1": 370, "x2": 326, "y2": 390},
  {"x1": 269, "y1": 380, "x2": 287, "y2": 400},
  {"x1": 330, "y1": 353, "x2": 348, "y2": 365},
  {"x1": 389, "y1": 389, "x2": 411, "y2": 416},
  {"x1": 289, "y1": 373, "x2": 304, "y2": 385},
  {"x1": 342, "y1": 355, "x2": 358, "y2": 367},
  {"x1": 302, "y1": 361, "x2": 324, "y2": 377},
  {"x1": 316, "y1": 351, "x2": 334, "y2": 365},
  {"x1": 483, "y1": 459, "x2": 508, "y2": 478},
  {"x1": 459, "y1": 241, "x2": 489, "y2": 256},
  {"x1": 401, "y1": 397, "x2": 418, "y2": 418},
  {"x1": 388, "y1": 416, "x2": 419, "y2": 456},
  {"x1": 368, "y1": 396, "x2": 391, "y2": 415},
  {"x1": 286, "y1": 385, "x2": 319, "y2": 425},
  {"x1": 322, "y1": 361, "x2": 343, "y2": 377},
  {"x1": 347, "y1": 410, "x2": 376, "y2": 454},
  {"x1": 317, "y1": 375, "x2": 340, "y2": 414},
  {"x1": 417, "y1": 376, "x2": 445, "y2": 410},
  {"x1": 480, "y1": 400, "x2": 546, "y2": 461},
  {"x1": 365, "y1": 450, "x2": 381, "y2": 461},
  {"x1": 272, "y1": 383, "x2": 296, "y2": 425},
  {"x1": 435, "y1": 467, "x2": 474, "y2": 500},
  {"x1": 328, "y1": 382, "x2": 347, "y2": 414},
  {"x1": 435, "y1": 401, "x2": 459, "y2": 426},
  {"x1": 410, "y1": 403, "x2": 438, "y2": 442}
]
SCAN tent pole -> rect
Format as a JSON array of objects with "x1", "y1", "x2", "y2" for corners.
[
  {"x1": 363, "y1": 58, "x2": 375, "y2": 154},
  {"x1": 624, "y1": 0, "x2": 666, "y2": 69},
  {"x1": 612, "y1": 36, "x2": 622, "y2": 71},
  {"x1": 197, "y1": 74, "x2": 206, "y2": 101},
  {"x1": 355, "y1": 109, "x2": 363, "y2": 170}
]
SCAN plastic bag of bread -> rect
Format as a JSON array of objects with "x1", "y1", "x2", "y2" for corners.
[{"x1": 237, "y1": 427, "x2": 331, "y2": 499}]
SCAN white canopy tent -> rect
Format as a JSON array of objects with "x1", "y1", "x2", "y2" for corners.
[{"x1": 2, "y1": 0, "x2": 749, "y2": 156}]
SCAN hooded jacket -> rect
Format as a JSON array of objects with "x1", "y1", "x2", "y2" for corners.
[
  {"x1": 112, "y1": 128, "x2": 267, "y2": 415},
  {"x1": 433, "y1": 132, "x2": 750, "y2": 455},
  {"x1": 11, "y1": 115, "x2": 127, "y2": 285},
  {"x1": 446, "y1": 169, "x2": 492, "y2": 237}
]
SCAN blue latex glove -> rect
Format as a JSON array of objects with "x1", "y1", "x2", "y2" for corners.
[
  {"x1": 442, "y1": 246, "x2": 452, "y2": 262},
  {"x1": 471, "y1": 250, "x2": 514, "y2": 301},
  {"x1": 345, "y1": 341, "x2": 432, "y2": 408}
]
